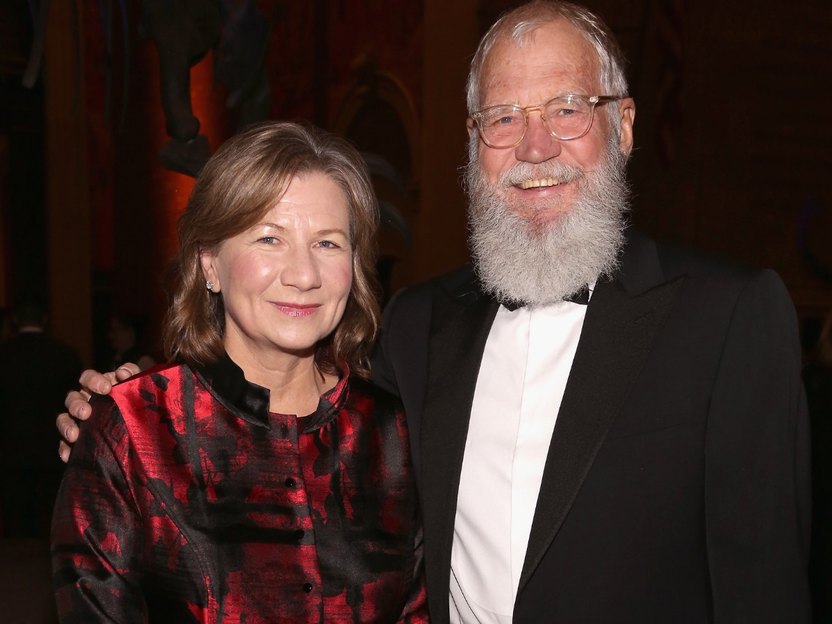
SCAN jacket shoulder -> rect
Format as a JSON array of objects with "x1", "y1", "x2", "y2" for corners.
[
  {"x1": 392, "y1": 266, "x2": 477, "y2": 303},
  {"x1": 656, "y1": 241, "x2": 756, "y2": 279},
  {"x1": 618, "y1": 230, "x2": 792, "y2": 317},
  {"x1": 108, "y1": 362, "x2": 185, "y2": 398}
]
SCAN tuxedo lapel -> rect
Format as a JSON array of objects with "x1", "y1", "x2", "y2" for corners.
[
  {"x1": 518, "y1": 237, "x2": 685, "y2": 590},
  {"x1": 420, "y1": 280, "x2": 499, "y2": 614}
]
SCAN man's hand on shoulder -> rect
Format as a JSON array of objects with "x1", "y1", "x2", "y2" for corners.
[{"x1": 57, "y1": 363, "x2": 141, "y2": 462}]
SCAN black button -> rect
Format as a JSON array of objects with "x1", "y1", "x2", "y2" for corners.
[
  {"x1": 302, "y1": 582, "x2": 313, "y2": 593},
  {"x1": 294, "y1": 529, "x2": 305, "y2": 541},
  {"x1": 284, "y1": 477, "x2": 296, "y2": 488}
]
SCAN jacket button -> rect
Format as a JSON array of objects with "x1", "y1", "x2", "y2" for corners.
[
  {"x1": 285, "y1": 477, "x2": 296, "y2": 488},
  {"x1": 302, "y1": 582, "x2": 313, "y2": 593},
  {"x1": 294, "y1": 529, "x2": 305, "y2": 541}
]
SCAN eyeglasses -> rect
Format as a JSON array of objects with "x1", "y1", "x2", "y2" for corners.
[{"x1": 470, "y1": 94, "x2": 620, "y2": 148}]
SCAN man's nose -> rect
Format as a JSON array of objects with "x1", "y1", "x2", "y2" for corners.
[
  {"x1": 281, "y1": 247, "x2": 322, "y2": 291},
  {"x1": 514, "y1": 114, "x2": 562, "y2": 163}
]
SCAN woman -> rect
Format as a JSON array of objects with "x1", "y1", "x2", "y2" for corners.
[{"x1": 51, "y1": 122, "x2": 428, "y2": 623}]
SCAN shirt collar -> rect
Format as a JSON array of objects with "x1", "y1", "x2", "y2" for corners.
[{"x1": 194, "y1": 352, "x2": 349, "y2": 433}]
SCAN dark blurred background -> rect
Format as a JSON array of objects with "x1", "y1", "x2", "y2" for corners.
[
  {"x1": 0, "y1": 0, "x2": 830, "y2": 621},
  {"x1": 1, "y1": 0, "x2": 830, "y2": 365}
]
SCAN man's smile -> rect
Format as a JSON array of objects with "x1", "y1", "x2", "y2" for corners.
[{"x1": 517, "y1": 177, "x2": 566, "y2": 189}]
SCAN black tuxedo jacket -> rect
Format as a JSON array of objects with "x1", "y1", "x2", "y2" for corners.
[{"x1": 372, "y1": 230, "x2": 811, "y2": 623}]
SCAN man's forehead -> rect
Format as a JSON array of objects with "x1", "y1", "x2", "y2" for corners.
[{"x1": 479, "y1": 21, "x2": 601, "y2": 104}]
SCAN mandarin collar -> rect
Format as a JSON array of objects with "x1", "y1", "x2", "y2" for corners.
[{"x1": 193, "y1": 352, "x2": 350, "y2": 433}]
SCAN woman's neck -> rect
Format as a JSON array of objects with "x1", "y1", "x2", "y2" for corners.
[{"x1": 224, "y1": 343, "x2": 337, "y2": 416}]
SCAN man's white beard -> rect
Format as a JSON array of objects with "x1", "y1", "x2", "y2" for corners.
[{"x1": 464, "y1": 134, "x2": 631, "y2": 307}]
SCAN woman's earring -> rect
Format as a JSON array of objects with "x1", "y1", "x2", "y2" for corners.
[{"x1": 206, "y1": 280, "x2": 214, "y2": 291}]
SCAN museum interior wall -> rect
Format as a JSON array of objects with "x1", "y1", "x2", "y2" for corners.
[{"x1": 0, "y1": 0, "x2": 829, "y2": 364}]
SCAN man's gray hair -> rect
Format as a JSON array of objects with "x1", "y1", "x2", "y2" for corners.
[{"x1": 465, "y1": 0, "x2": 629, "y2": 115}]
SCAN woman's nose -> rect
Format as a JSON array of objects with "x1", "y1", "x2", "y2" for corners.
[{"x1": 281, "y1": 247, "x2": 322, "y2": 290}]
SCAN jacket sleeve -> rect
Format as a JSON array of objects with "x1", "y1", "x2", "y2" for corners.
[
  {"x1": 51, "y1": 396, "x2": 147, "y2": 623},
  {"x1": 371, "y1": 285, "x2": 434, "y2": 486},
  {"x1": 396, "y1": 521, "x2": 430, "y2": 622},
  {"x1": 705, "y1": 269, "x2": 812, "y2": 622}
]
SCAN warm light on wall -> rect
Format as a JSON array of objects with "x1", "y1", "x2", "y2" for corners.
[{"x1": 151, "y1": 51, "x2": 231, "y2": 272}]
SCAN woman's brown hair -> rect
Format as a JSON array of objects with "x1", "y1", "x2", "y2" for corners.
[{"x1": 163, "y1": 121, "x2": 380, "y2": 378}]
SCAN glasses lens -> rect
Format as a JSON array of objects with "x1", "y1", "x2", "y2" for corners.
[
  {"x1": 544, "y1": 96, "x2": 592, "y2": 140},
  {"x1": 477, "y1": 107, "x2": 525, "y2": 147}
]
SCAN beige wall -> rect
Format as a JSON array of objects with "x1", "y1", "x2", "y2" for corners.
[{"x1": 414, "y1": 0, "x2": 479, "y2": 281}]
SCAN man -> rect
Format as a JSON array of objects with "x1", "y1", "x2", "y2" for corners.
[
  {"x1": 61, "y1": 1, "x2": 810, "y2": 621},
  {"x1": 369, "y1": 2, "x2": 809, "y2": 620},
  {"x1": 1, "y1": 301, "x2": 82, "y2": 537}
]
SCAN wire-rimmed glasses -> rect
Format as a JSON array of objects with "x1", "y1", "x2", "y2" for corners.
[{"x1": 470, "y1": 94, "x2": 620, "y2": 148}]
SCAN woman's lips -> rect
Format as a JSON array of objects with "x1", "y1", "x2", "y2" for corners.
[{"x1": 273, "y1": 303, "x2": 320, "y2": 317}]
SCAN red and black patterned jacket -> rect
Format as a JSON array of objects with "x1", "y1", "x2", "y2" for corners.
[{"x1": 51, "y1": 355, "x2": 428, "y2": 623}]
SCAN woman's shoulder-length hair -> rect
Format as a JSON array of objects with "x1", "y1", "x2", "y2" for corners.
[{"x1": 163, "y1": 120, "x2": 381, "y2": 379}]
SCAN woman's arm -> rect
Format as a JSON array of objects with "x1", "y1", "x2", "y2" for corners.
[{"x1": 52, "y1": 395, "x2": 147, "y2": 623}]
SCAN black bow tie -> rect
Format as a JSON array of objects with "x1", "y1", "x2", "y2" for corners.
[
  {"x1": 566, "y1": 285, "x2": 591, "y2": 305},
  {"x1": 502, "y1": 285, "x2": 590, "y2": 311}
]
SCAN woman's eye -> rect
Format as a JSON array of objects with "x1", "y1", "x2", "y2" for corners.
[
  {"x1": 317, "y1": 240, "x2": 340, "y2": 249},
  {"x1": 258, "y1": 236, "x2": 278, "y2": 245}
]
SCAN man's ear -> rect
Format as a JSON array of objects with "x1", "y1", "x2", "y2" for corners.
[
  {"x1": 466, "y1": 117, "x2": 476, "y2": 138},
  {"x1": 200, "y1": 249, "x2": 220, "y2": 292},
  {"x1": 616, "y1": 97, "x2": 636, "y2": 157}
]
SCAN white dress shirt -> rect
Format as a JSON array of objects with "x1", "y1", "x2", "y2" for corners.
[{"x1": 449, "y1": 297, "x2": 589, "y2": 623}]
